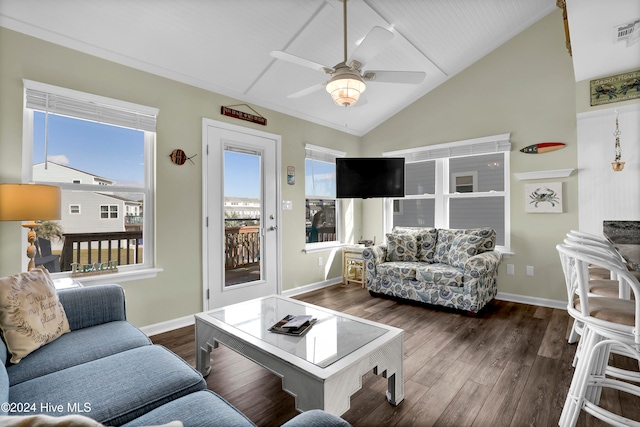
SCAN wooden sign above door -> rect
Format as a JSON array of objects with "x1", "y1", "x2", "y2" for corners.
[{"x1": 221, "y1": 104, "x2": 267, "y2": 126}]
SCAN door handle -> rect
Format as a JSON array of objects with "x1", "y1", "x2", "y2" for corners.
[{"x1": 268, "y1": 226, "x2": 277, "y2": 231}]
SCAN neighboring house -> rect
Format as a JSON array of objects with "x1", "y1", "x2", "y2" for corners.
[
  {"x1": 32, "y1": 162, "x2": 143, "y2": 236},
  {"x1": 224, "y1": 197, "x2": 260, "y2": 221}
]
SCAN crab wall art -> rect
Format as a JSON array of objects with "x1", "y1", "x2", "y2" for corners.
[{"x1": 525, "y1": 182, "x2": 563, "y2": 213}]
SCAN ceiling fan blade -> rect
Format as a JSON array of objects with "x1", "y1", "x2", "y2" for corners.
[
  {"x1": 287, "y1": 82, "x2": 326, "y2": 99},
  {"x1": 271, "y1": 51, "x2": 333, "y2": 73},
  {"x1": 347, "y1": 26, "x2": 394, "y2": 69},
  {"x1": 363, "y1": 70, "x2": 426, "y2": 84}
]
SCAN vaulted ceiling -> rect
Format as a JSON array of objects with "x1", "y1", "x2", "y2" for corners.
[{"x1": 1, "y1": 0, "x2": 638, "y2": 136}]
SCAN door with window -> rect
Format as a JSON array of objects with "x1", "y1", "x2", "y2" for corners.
[{"x1": 203, "y1": 119, "x2": 280, "y2": 310}]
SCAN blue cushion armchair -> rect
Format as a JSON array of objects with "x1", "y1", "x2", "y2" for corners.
[{"x1": 0, "y1": 283, "x2": 351, "y2": 427}]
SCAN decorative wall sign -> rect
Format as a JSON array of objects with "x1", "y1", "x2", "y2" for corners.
[
  {"x1": 287, "y1": 166, "x2": 295, "y2": 185},
  {"x1": 169, "y1": 149, "x2": 197, "y2": 165},
  {"x1": 525, "y1": 182, "x2": 563, "y2": 213},
  {"x1": 590, "y1": 69, "x2": 640, "y2": 106},
  {"x1": 520, "y1": 142, "x2": 565, "y2": 154},
  {"x1": 221, "y1": 104, "x2": 267, "y2": 126}
]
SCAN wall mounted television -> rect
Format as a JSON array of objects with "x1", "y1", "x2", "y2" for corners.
[{"x1": 336, "y1": 157, "x2": 405, "y2": 199}]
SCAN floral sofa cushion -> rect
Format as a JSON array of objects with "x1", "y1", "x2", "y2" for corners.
[
  {"x1": 415, "y1": 263, "x2": 464, "y2": 287},
  {"x1": 377, "y1": 262, "x2": 418, "y2": 280},
  {"x1": 433, "y1": 228, "x2": 495, "y2": 264},
  {"x1": 386, "y1": 233, "x2": 419, "y2": 262},
  {"x1": 449, "y1": 231, "x2": 496, "y2": 269},
  {"x1": 392, "y1": 227, "x2": 438, "y2": 262}
]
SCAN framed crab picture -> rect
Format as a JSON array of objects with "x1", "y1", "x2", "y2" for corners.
[{"x1": 525, "y1": 182, "x2": 563, "y2": 213}]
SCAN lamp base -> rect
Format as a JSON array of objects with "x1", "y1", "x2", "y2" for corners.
[{"x1": 21, "y1": 221, "x2": 40, "y2": 271}]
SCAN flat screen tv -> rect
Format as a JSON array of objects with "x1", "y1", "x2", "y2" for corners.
[{"x1": 336, "y1": 157, "x2": 405, "y2": 199}]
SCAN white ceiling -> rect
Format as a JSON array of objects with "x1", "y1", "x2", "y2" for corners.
[
  {"x1": 566, "y1": 0, "x2": 640, "y2": 82},
  {"x1": 1, "y1": 1, "x2": 637, "y2": 136}
]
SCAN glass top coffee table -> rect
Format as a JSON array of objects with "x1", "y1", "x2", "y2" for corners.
[{"x1": 195, "y1": 295, "x2": 404, "y2": 416}]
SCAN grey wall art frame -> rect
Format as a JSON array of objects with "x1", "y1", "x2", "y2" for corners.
[{"x1": 525, "y1": 182, "x2": 563, "y2": 213}]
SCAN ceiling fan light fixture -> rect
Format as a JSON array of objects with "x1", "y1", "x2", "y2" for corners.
[{"x1": 326, "y1": 73, "x2": 366, "y2": 107}]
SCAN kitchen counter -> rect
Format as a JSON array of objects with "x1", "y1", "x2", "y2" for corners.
[{"x1": 603, "y1": 220, "x2": 640, "y2": 271}]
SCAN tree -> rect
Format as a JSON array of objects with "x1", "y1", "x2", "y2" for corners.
[{"x1": 35, "y1": 220, "x2": 64, "y2": 242}]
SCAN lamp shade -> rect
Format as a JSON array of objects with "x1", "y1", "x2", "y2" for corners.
[
  {"x1": 0, "y1": 184, "x2": 61, "y2": 221},
  {"x1": 326, "y1": 74, "x2": 366, "y2": 107}
]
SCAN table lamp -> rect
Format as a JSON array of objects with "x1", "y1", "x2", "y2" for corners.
[{"x1": 0, "y1": 184, "x2": 61, "y2": 270}]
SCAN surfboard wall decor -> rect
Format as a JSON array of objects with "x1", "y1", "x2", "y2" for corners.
[{"x1": 520, "y1": 142, "x2": 566, "y2": 154}]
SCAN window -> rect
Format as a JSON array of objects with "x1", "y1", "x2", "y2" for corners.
[
  {"x1": 23, "y1": 80, "x2": 158, "y2": 275},
  {"x1": 100, "y1": 205, "x2": 119, "y2": 219},
  {"x1": 305, "y1": 144, "x2": 345, "y2": 248},
  {"x1": 384, "y1": 134, "x2": 511, "y2": 251}
]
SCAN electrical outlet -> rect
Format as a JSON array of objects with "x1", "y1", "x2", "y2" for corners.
[
  {"x1": 526, "y1": 265, "x2": 534, "y2": 276},
  {"x1": 318, "y1": 257, "x2": 323, "y2": 266},
  {"x1": 506, "y1": 264, "x2": 515, "y2": 275}
]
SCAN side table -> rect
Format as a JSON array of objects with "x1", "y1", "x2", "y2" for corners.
[{"x1": 342, "y1": 245, "x2": 366, "y2": 287}]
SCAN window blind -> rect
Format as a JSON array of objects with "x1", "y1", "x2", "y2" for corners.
[
  {"x1": 305, "y1": 143, "x2": 346, "y2": 163},
  {"x1": 24, "y1": 80, "x2": 158, "y2": 132},
  {"x1": 383, "y1": 134, "x2": 511, "y2": 162}
]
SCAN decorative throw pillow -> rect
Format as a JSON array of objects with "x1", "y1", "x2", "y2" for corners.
[
  {"x1": 386, "y1": 233, "x2": 419, "y2": 262},
  {"x1": 448, "y1": 234, "x2": 488, "y2": 269},
  {"x1": 416, "y1": 229, "x2": 438, "y2": 262},
  {"x1": 392, "y1": 227, "x2": 438, "y2": 262},
  {"x1": 0, "y1": 266, "x2": 70, "y2": 363},
  {"x1": 433, "y1": 229, "x2": 465, "y2": 264}
]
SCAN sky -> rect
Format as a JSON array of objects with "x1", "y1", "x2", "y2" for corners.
[
  {"x1": 305, "y1": 159, "x2": 336, "y2": 197},
  {"x1": 34, "y1": 111, "x2": 145, "y2": 187},
  {"x1": 34, "y1": 112, "x2": 261, "y2": 199}
]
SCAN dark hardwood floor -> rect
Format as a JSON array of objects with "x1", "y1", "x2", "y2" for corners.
[{"x1": 150, "y1": 283, "x2": 639, "y2": 426}]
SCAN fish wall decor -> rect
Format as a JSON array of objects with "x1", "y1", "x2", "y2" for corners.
[{"x1": 520, "y1": 142, "x2": 565, "y2": 154}]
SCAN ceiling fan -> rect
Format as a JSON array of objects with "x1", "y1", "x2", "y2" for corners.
[{"x1": 270, "y1": 0, "x2": 426, "y2": 107}]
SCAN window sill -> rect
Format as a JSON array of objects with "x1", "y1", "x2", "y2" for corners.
[
  {"x1": 304, "y1": 243, "x2": 346, "y2": 254},
  {"x1": 52, "y1": 267, "x2": 162, "y2": 287}
]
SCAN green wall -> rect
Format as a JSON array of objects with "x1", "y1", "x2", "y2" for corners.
[
  {"x1": 2, "y1": 9, "x2": 628, "y2": 326},
  {"x1": 361, "y1": 9, "x2": 579, "y2": 302},
  {"x1": 0, "y1": 27, "x2": 359, "y2": 327}
]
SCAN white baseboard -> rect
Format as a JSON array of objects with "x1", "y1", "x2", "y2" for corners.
[
  {"x1": 281, "y1": 277, "x2": 343, "y2": 298},
  {"x1": 495, "y1": 292, "x2": 566, "y2": 310},
  {"x1": 139, "y1": 286, "x2": 565, "y2": 336},
  {"x1": 140, "y1": 314, "x2": 195, "y2": 337},
  {"x1": 140, "y1": 278, "x2": 342, "y2": 336}
]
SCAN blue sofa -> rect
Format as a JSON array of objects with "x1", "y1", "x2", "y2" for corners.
[
  {"x1": 0, "y1": 284, "x2": 350, "y2": 427},
  {"x1": 363, "y1": 227, "x2": 502, "y2": 313}
]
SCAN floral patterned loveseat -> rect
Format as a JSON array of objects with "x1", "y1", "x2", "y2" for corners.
[{"x1": 363, "y1": 227, "x2": 502, "y2": 313}]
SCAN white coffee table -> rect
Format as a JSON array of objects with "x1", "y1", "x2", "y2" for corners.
[{"x1": 195, "y1": 295, "x2": 404, "y2": 416}]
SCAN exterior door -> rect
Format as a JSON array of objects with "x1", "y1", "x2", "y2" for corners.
[{"x1": 202, "y1": 119, "x2": 280, "y2": 310}]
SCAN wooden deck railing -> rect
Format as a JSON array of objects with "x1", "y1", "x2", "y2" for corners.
[
  {"x1": 225, "y1": 226, "x2": 260, "y2": 270},
  {"x1": 60, "y1": 231, "x2": 143, "y2": 271},
  {"x1": 305, "y1": 226, "x2": 337, "y2": 243}
]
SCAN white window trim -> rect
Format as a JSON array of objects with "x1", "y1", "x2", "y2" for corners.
[
  {"x1": 304, "y1": 144, "x2": 346, "y2": 252},
  {"x1": 69, "y1": 205, "x2": 81, "y2": 215},
  {"x1": 383, "y1": 134, "x2": 511, "y2": 252},
  {"x1": 22, "y1": 81, "x2": 160, "y2": 280}
]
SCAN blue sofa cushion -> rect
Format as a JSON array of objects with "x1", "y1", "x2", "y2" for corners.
[
  {"x1": 58, "y1": 284, "x2": 127, "y2": 330},
  {"x1": 280, "y1": 409, "x2": 352, "y2": 427},
  {"x1": 9, "y1": 345, "x2": 206, "y2": 426},
  {"x1": 6, "y1": 320, "x2": 151, "y2": 386},
  {"x1": 122, "y1": 390, "x2": 255, "y2": 427},
  {"x1": 0, "y1": 335, "x2": 7, "y2": 366},
  {"x1": 0, "y1": 365, "x2": 8, "y2": 415}
]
